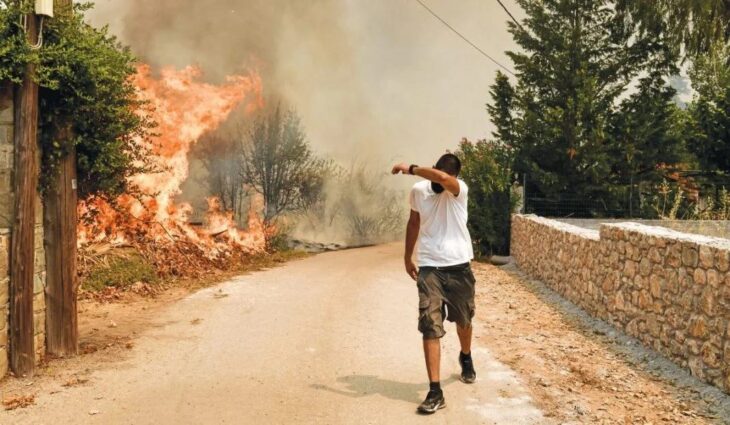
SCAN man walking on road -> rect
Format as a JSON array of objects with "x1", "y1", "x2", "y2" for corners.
[{"x1": 391, "y1": 154, "x2": 477, "y2": 415}]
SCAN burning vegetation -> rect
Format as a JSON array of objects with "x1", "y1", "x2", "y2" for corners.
[{"x1": 78, "y1": 65, "x2": 271, "y2": 279}]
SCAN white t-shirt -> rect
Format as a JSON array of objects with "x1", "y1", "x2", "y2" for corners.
[{"x1": 409, "y1": 179, "x2": 474, "y2": 267}]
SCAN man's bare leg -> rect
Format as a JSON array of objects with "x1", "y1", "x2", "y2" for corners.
[
  {"x1": 456, "y1": 323, "x2": 472, "y2": 354},
  {"x1": 418, "y1": 337, "x2": 446, "y2": 413},
  {"x1": 423, "y1": 338, "x2": 441, "y2": 382},
  {"x1": 456, "y1": 323, "x2": 476, "y2": 383}
]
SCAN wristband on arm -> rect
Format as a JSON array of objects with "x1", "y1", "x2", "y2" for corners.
[{"x1": 408, "y1": 164, "x2": 418, "y2": 175}]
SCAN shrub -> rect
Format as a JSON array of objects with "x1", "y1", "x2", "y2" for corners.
[
  {"x1": 82, "y1": 252, "x2": 158, "y2": 291},
  {"x1": 456, "y1": 139, "x2": 518, "y2": 258}
]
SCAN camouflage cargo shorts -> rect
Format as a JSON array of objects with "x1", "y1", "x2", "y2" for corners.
[{"x1": 416, "y1": 263, "x2": 476, "y2": 339}]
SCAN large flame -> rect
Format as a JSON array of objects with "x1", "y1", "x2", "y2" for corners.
[{"x1": 79, "y1": 65, "x2": 268, "y2": 270}]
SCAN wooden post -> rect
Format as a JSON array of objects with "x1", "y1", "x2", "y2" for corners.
[
  {"x1": 43, "y1": 131, "x2": 78, "y2": 356},
  {"x1": 43, "y1": 0, "x2": 78, "y2": 359},
  {"x1": 10, "y1": 11, "x2": 40, "y2": 377}
]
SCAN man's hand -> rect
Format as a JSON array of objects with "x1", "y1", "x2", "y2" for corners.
[
  {"x1": 391, "y1": 163, "x2": 410, "y2": 175},
  {"x1": 405, "y1": 258, "x2": 418, "y2": 281}
]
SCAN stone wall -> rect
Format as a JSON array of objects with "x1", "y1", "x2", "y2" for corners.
[
  {"x1": 512, "y1": 215, "x2": 730, "y2": 392},
  {"x1": 0, "y1": 82, "x2": 47, "y2": 376},
  {"x1": 0, "y1": 230, "x2": 9, "y2": 374}
]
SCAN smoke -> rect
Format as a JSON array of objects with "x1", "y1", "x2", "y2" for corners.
[
  {"x1": 86, "y1": 0, "x2": 520, "y2": 242},
  {"x1": 86, "y1": 0, "x2": 518, "y2": 164}
]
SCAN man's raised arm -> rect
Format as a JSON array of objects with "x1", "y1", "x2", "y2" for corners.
[{"x1": 391, "y1": 163, "x2": 460, "y2": 196}]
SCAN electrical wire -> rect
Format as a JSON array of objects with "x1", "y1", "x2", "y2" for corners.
[
  {"x1": 20, "y1": 13, "x2": 44, "y2": 50},
  {"x1": 412, "y1": 0, "x2": 515, "y2": 76},
  {"x1": 495, "y1": 0, "x2": 525, "y2": 32},
  {"x1": 29, "y1": 16, "x2": 44, "y2": 50}
]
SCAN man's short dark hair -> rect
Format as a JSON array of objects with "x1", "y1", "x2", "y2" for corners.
[{"x1": 435, "y1": 153, "x2": 461, "y2": 176}]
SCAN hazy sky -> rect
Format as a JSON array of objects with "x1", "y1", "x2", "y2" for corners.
[{"x1": 87, "y1": 0, "x2": 523, "y2": 167}]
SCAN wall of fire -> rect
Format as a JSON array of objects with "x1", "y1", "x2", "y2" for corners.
[{"x1": 0, "y1": 82, "x2": 47, "y2": 376}]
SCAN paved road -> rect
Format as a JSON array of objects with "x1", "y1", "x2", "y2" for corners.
[{"x1": 5, "y1": 244, "x2": 545, "y2": 424}]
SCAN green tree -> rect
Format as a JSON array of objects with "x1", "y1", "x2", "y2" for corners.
[
  {"x1": 607, "y1": 72, "x2": 687, "y2": 216},
  {"x1": 500, "y1": 0, "x2": 677, "y2": 216},
  {"x1": 685, "y1": 41, "x2": 730, "y2": 175},
  {"x1": 0, "y1": 1, "x2": 152, "y2": 198}
]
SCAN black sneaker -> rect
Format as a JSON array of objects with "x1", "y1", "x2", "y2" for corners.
[
  {"x1": 459, "y1": 352, "x2": 476, "y2": 384},
  {"x1": 417, "y1": 390, "x2": 446, "y2": 414}
]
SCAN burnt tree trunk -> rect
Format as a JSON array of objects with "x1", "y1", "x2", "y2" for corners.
[
  {"x1": 43, "y1": 129, "x2": 78, "y2": 356},
  {"x1": 10, "y1": 13, "x2": 40, "y2": 376},
  {"x1": 42, "y1": 0, "x2": 79, "y2": 359}
]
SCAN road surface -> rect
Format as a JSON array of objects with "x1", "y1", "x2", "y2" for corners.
[{"x1": 3, "y1": 244, "x2": 544, "y2": 424}]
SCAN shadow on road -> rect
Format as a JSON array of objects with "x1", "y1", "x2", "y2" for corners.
[{"x1": 312, "y1": 374, "x2": 459, "y2": 404}]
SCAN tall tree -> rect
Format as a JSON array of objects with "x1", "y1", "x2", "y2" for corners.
[
  {"x1": 685, "y1": 41, "x2": 730, "y2": 175},
  {"x1": 500, "y1": 0, "x2": 676, "y2": 216},
  {"x1": 607, "y1": 72, "x2": 686, "y2": 216}
]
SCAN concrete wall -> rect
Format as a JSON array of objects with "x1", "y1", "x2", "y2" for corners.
[
  {"x1": 0, "y1": 82, "x2": 47, "y2": 376},
  {"x1": 512, "y1": 214, "x2": 730, "y2": 393}
]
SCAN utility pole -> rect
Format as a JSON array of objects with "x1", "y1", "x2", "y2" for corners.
[
  {"x1": 44, "y1": 0, "x2": 78, "y2": 356},
  {"x1": 10, "y1": 6, "x2": 41, "y2": 376}
]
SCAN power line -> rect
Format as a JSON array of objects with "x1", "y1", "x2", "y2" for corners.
[
  {"x1": 495, "y1": 0, "x2": 525, "y2": 32},
  {"x1": 412, "y1": 0, "x2": 515, "y2": 76}
]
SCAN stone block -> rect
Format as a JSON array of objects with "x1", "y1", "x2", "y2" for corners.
[
  {"x1": 624, "y1": 260, "x2": 637, "y2": 278},
  {"x1": 706, "y1": 269, "x2": 720, "y2": 287},
  {"x1": 647, "y1": 315, "x2": 661, "y2": 338},
  {"x1": 638, "y1": 290, "x2": 652, "y2": 309},
  {"x1": 33, "y1": 273, "x2": 44, "y2": 294},
  {"x1": 649, "y1": 275, "x2": 663, "y2": 299},
  {"x1": 0, "y1": 278, "x2": 8, "y2": 305},
  {"x1": 33, "y1": 311, "x2": 44, "y2": 336},
  {"x1": 717, "y1": 250, "x2": 730, "y2": 273},
  {"x1": 666, "y1": 243, "x2": 682, "y2": 267},
  {"x1": 0, "y1": 253, "x2": 7, "y2": 280},
  {"x1": 0, "y1": 144, "x2": 12, "y2": 170},
  {"x1": 0, "y1": 192, "x2": 13, "y2": 229},
  {"x1": 687, "y1": 339, "x2": 702, "y2": 356},
  {"x1": 682, "y1": 246, "x2": 699, "y2": 268},
  {"x1": 0, "y1": 347, "x2": 7, "y2": 377},
  {"x1": 710, "y1": 318, "x2": 726, "y2": 337},
  {"x1": 33, "y1": 291, "x2": 45, "y2": 313},
  {"x1": 0, "y1": 324, "x2": 7, "y2": 347},
  {"x1": 649, "y1": 247, "x2": 663, "y2": 264},
  {"x1": 701, "y1": 342, "x2": 722, "y2": 369},
  {"x1": 699, "y1": 246, "x2": 715, "y2": 269},
  {"x1": 0, "y1": 126, "x2": 11, "y2": 146},
  {"x1": 665, "y1": 270, "x2": 679, "y2": 294},
  {"x1": 689, "y1": 315, "x2": 708, "y2": 338},
  {"x1": 694, "y1": 268, "x2": 707, "y2": 285},
  {"x1": 700, "y1": 288, "x2": 716, "y2": 316}
]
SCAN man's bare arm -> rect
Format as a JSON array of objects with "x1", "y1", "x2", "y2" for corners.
[
  {"x1": 404, "y1": 210, "x2": 420, "y2": 280},
  {"x1": 391, "y1": 163, "x2": 460, "y2": 196}
]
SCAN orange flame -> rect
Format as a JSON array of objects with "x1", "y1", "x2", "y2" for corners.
[{"x1": 78, "y1": 64, "x2": 268, "y2": 263}]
